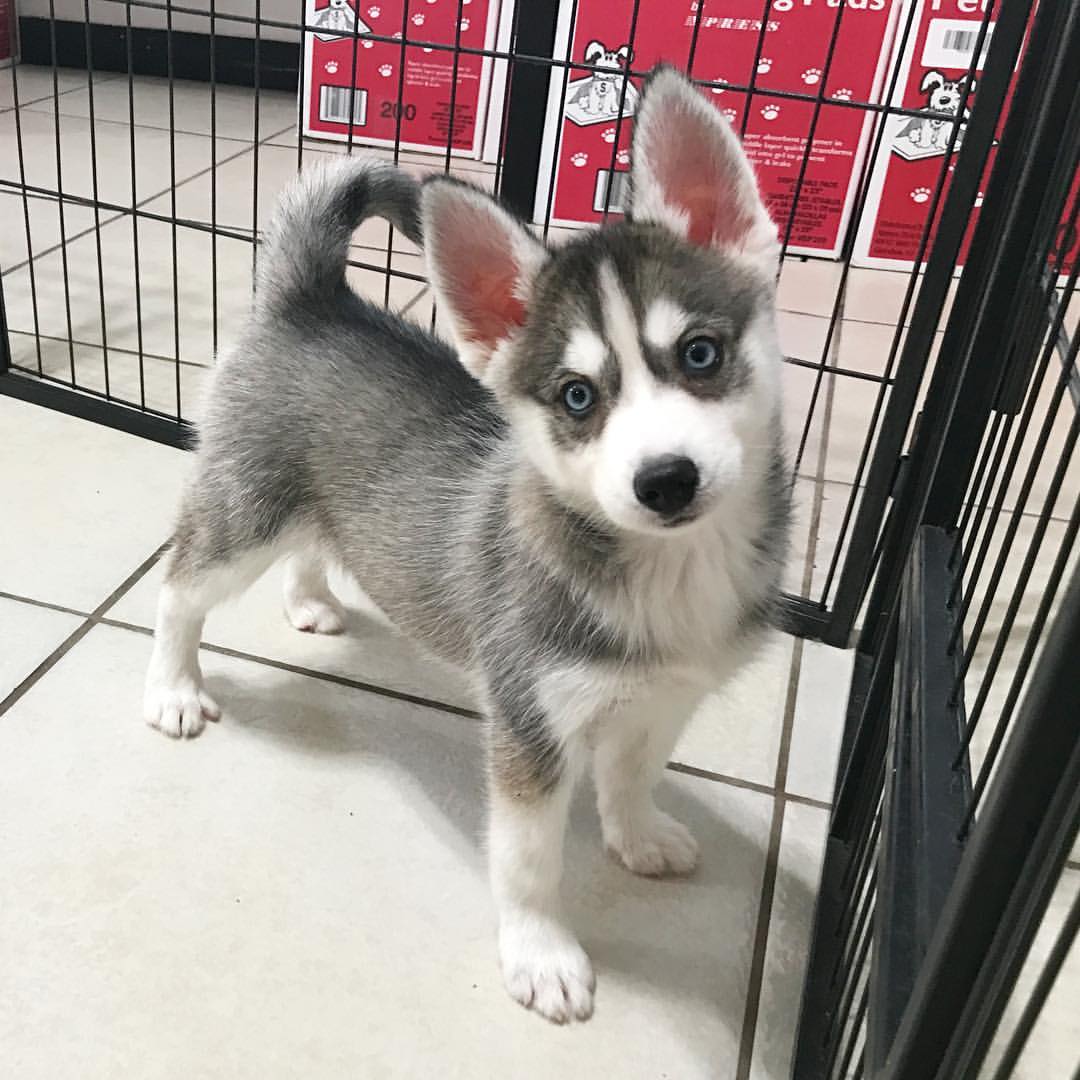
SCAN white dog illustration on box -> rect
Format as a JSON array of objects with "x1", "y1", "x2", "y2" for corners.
[
  {"x1": 563, "y1": 40, "x2": 639, "y2": 126},
  {"x1": 582, "y1": 41, "x2": 632, "y2": 117},
  {"x1": 895, "y1": 70, "x2": 974, "y2": 158}
]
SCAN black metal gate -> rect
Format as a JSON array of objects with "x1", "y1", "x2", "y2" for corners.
[{"x1": 793, "y1": 0, "x2": 1080, "y2": 1072}]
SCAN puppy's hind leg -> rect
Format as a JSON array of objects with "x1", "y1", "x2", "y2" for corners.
[
  {"x1": 282, "y1": 548, "x2": 345, "y2": 634},
  {"x1": 144, "y1": 507, "x2": 278, "y2": 738}
]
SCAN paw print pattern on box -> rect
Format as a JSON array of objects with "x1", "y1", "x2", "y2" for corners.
[
  {"x1": 536, "y1": 0, "x2": 901, "y2": 257},
  {"x1": 302, "y1": 0, "x2": 499, "y2": 157}
]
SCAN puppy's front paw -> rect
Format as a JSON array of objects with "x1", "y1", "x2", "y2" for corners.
[
  {"x1": 499, "y1": 915, "x2": 595, "y2": 1024},
  {"x1": 605, "y1": 809, "x2": 699, "y2": 877},
  {"x1": 144, "y1": 679, "x2": 220, "y2": 738}
]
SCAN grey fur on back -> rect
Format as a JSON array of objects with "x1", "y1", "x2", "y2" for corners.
[{"x1": 180, "y1": 158, "x2": 503, "y2": 657}]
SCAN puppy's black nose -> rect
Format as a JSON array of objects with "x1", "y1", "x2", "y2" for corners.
[{"x1": 633, "y1": 455, "x2": 700, "y2": 517}]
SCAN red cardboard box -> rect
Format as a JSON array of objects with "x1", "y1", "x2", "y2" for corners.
[
  {"x1": 853, "y1": 0, "x2": 1079, "y2": 274},
  {"x1": 853, "y1": 0, "x2": 994, "y2": 269},
  {"x1": 534, "y1": 0, "x2": 901, "y2": 257},
  {"x1": 301, "y1": 0, "x2": 501, "y2": 159}
]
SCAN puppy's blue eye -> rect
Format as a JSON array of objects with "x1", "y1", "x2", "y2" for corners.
[
  {"x1": 682, "y1": 336, "x2": 723, "y2": 373},
  {"x1": 562, "y1": 379, "x2": 596, "y2": 415}
]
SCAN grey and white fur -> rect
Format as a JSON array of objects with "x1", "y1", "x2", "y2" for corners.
[{"x1": 144, "y1": 67, "x2": 790, "y2": 1024}]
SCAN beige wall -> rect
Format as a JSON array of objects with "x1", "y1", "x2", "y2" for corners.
[{"x1": 20, "y1": 0, "x2": 303, "y2": 44}]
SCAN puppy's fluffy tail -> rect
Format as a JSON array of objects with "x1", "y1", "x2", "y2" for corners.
[{"x1": 255, "y1": 155, "x2": 421, "y2": 315}]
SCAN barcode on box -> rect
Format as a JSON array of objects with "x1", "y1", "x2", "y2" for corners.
[
  {"x1": 922, "y1": 18, "x2": 995, "y2": 70},
  {"x1": 592, "y1": 169, "x2": 629, "y2": 215},
  {"x1": 943, "y1": 29, "x2": 978, "y2": 51},
  {"x1": 319, "y1": 85, "x2": 368, "y2": 126}
]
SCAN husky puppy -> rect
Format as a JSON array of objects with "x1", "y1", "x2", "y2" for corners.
[{"x1": 144, "y1": 66, "x2": 789, "y2": 1024}]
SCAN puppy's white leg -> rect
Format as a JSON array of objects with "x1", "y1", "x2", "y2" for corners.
[
  {"x1": 145, "y1": 548, "x2": 273, "y2": 738},
  {"x1": 489, "y1": 736, "x2": 593, "y2": 1024},
  {"x1": 283, "y1": 550, "x2": 345, "y2": 634},
  {"x1": 594, "y1": 681, "x2": 705, "y2": 877}
]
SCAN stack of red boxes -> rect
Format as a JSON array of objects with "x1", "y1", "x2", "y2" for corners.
[
  {"x1": 298, "y1": 0, "x2": 1076, "y2": 273},
  {"x1": 533, "y1": 0, "x2": 901, "y2": 257},
  {"x1": 854, "y1": 0, "x2": 1078, "y2": 275}
]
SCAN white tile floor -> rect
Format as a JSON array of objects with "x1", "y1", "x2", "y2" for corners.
[
  {"x1": 2, "y1": 62, "x2": 1076, "y2": 1079},
  {"x1": 0, "y1": 391, "x2": 841, "y2": 1080}
]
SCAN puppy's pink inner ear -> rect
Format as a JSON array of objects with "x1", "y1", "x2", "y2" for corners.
[
  {"x1": 435, "y1": 205, "x2": 529, "y2": 348},
  {"x1": 648, "y1": 102, "x2": 757, "y2": 250}
]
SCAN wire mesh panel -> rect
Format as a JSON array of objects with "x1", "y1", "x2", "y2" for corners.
[
  {"x1": 795, "y1": 0, "x2": 1080, "y2": 1071},
  {"x1": 0, "y1": 0, "x2": 1017, "y2": 643}
]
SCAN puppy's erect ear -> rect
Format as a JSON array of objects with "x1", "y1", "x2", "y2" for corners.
[
  {"x1": 920, "y1": 69, "x2": 946, "y2": 94},
  {"x1": 629, "y1": 66, "x2": 778, "y2": 271},
  {"x1": 616, "y1": 44, "x2": 632, "y2": 65},
  {"x1": 422, "y1": 179, "x2": 548, "y2": 383}
]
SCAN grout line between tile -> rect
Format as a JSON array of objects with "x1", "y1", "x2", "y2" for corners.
[
  {"x1": 0, "y1": 544, "x2": 168, "y2": 718},
  {"x1": 777, "y1": 305, "x2": 920, "y2": 330},
  {"x1": 668, "y1": 761, "x2": 833, "y2": 811},
  {"x1": 17, "y1": 108, "x2": 292, "y2": 146},
  {"x1": 1, "y1": 136, "x2": 261, "y2": 279},
  {"x1": 7, "y1": 328, "x2": 213, "y2": 370},
  {"x1": 266, "y1": 135, "x2": 497, "y2": 176},
  {"x1": 1, "y1": 116, "x2": 296, "y2": 283},
  {"x1": 785, "y1": 791, "x2": 834, "y2": 812},
  {"x1": 735, "y1": 312, "x2": 841, "y2": 1077},
  {"x1": 398, "y1": 287, "x2": 430, "y2": 318},
  {"x1": 1, "y1": 210, "x2": 127, "y2": 278},
  {"x1": 96, "y1": 614, "x2": 483, "y2": 722},
  {"x1": 18, "y1": 99, "x2": 292, "y2": 147},
  {"x1": 666, "y1": 760, "x2": 775, "y2": 798},
  {"x1": 735, "y1": 638, "x2": 806, "y2": 1080},
  {"x1": 9, "y1": 285, "x2": 429, "y2": 374},
  {"x1": 0, "y1": 71, "x2": 125, "y2": 117},
  {"x1": 0, "y1": 590, "x2": 88, "y2": 619}
]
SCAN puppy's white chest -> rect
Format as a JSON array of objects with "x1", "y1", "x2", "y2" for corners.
[{"x1": 618, "y1": 524, "x2": 761, "y2": 664}]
